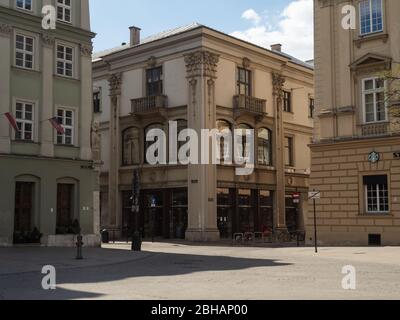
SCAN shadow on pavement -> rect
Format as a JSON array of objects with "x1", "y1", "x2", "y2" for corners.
[{"x1": 0, "y1": 247, "x2": 292, "y2": 300}]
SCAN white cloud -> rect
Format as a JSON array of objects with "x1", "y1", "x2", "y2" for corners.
[
  {"x1": 231, "y1": 0, "x2": 314, "y2": 61},
  {"x1": 241, "y1": 9, "x2": 262, "y2": 25}
]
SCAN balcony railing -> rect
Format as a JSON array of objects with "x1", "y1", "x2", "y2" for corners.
[
  {"x1": 131, "y1": 95, "x2": 168, "y2": 114},
  {"x1": 233, "y1": 95, "x2": 266, "y2": 115},
  {"x1": 361, "y1": 122, "x2": 390, "y2": 137}
]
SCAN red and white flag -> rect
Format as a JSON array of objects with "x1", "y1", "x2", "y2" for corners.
[
  {"x1": 4, "y1": 112, "x2": 19, "y2": 132},
  {"x1": 49, "y1": 117, "x2": 65, "y2": 135}
]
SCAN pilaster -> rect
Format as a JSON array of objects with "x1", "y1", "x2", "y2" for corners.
[
  {"x1": 272, "y1": 73, "x2": 287, "y2": 231},
  {"x1": 40, "y1": 33, "x2": 55, "y2": 157},
  {"x1": 184, "y1": 50, "x2": 220, "y2": 241},
  {"x1": 0, "y1": 24, "x2": 12, "y2": 154},
  {"x1": 107, "y1": 73, "x2": 122, "y2": 227}
]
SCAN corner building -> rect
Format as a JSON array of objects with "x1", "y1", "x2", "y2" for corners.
[{"x1": 93, "y1": 24, "x2": 314, "y2": 241}]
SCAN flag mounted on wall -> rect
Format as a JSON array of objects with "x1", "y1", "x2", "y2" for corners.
[
  {"x1": 4, "y1": 112, "x2": 19, "y2": 132},
  {"x1": 49, "y1": 117, "x2": 65, "y2": 135}
]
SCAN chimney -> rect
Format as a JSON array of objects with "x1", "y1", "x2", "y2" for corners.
[
  {"x1": 129, "y1": 26, "x2": 141, "y2": 46},
  {"x1": 271, "y1": 43, "x2": 282, "y2": 52}
]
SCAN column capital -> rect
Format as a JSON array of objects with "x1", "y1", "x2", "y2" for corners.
[
  {"x1": 41, "y1": 33, "x2": 55, "y2": 48},
  {"x1": 184, "y1": 50, "x2": 220, "y2": 79},
  {"x1": 0, "y1": 24, "x2": 12, "y2": 37},
  {"x1": 80, "y1": 42, "x2": 93, "y2": 57},
  {"x1": 108, "y1": 73, "x2": 122, "y2": 96},
  {"x1": 272, "y1": 72, "x2": 286, "y2": 98}
]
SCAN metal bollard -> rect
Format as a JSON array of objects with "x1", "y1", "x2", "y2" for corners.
[{"x1": 76, "y1": 234, "x2": 84, "y2": 260}]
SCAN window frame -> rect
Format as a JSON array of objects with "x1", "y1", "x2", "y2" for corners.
[
  {"x1": 309, "y1": 97, "x2": 315, "y2": 118},
  {"x1": 14, "y1": 101, "x2": 34, "y2": 142},
  {"x1": 146, "y1": 66, "x2": 163, "y2": 97},
  {"x1": 57, "y1": 0, "x2": 72, "y2": 24},
  {"x1": 283, "y1": 90, "x2": 292, "y2": 113},
  {"x1": 359, "y1": 0, "x2": 384, "y2": 36},
  {"x1": 284, "y1": 136, "x2": 294, "y2": 167},
  {"x1": 93, "y1": 90, "x2": 101, "y2": 113},
  {"x1": 15, "y1": 33, "x2": 34, "y2": 70},
  {"x1": 364, "y1": 175, "x2": 389, "y2": 214},
  {"x1": 258, "y1": 128, "x2": 272, "y2": 166},
  {"x1": 56, "y1": 108, "x2": 74, "y2": 146},
  {"x1": 237, "y1": 67, "x2": 252, "y2": 96},
  {"x1": 16, "y1": 0, "x2": 33, "y2": 11},
  {"x1": 362, "y1": 77, "x2": 387, "y2": 124},
  {"x1": 122, "y1": 127, "x2": 141, "y2": 167},
  {"x1": 56, "y1": 43, "x2": 74, "y2": 78}
]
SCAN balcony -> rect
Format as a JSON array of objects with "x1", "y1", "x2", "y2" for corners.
[
  {"x1": 233, "y1": 95, "x2": 266, "y2": 121},
  {"x1": 361, "y1": 122, "x2": 390, "y2": 137},
  {"x1": 131, "y1": 95, "x2": 168, "y2": 117}
]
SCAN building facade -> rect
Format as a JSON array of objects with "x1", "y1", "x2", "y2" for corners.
[
  {"x1": 311, "y1": 0, "x2": 400, "y2": 245},
  {"x1": 93, "y1": 24, "x2": 314, "y2": 241},
  {"x1": 0, "y1": 0, "x2": 99, "y2": 246}
]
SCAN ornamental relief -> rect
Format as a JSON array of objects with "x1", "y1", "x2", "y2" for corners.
[
  {"x1": 0, "y1": 23, "x2": 12, "y2": 36},
  {"x1": 108, "y1": 73, "x2": 122, "y2": 96},
  {"x1": 41, "y1": 33, "x2": 55, "y2": 47},
  {"x1": 272, "y1": 73, "x2": 286, "y2": 98},
  {"x1": 80, "y1": 43, "x2": 93, "y2": 57},
  {"x1": 184, "y1": 51, "x2": 220, "y2": 79}
]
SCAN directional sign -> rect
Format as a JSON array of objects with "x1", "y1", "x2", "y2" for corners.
[{"x1": 308, "y1": 191, "x2": 321, "y2": 200}]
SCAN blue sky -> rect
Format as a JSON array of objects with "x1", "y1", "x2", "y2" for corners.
[{"x1": 89, "y1": 0, "x2": 313, "y2": 60}]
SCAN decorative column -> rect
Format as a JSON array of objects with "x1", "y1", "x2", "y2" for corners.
[
  {"x1": 184, "y1": 51, "x2": 220, "y2": 241},
  {"x1": 0, "y1": 24, "x2": 12, "y2": 154},
  {"x1": 40, "y1": 33, "x2": 56, "y2": 157},
  {"x1": 79, "y1": 43, "x2": 94, "y2": 160},
  {"x1": 108, "y1": 73, "x2": 122, "y2": 228},
  {"x1": 272, "y1": 73, "x2": 287, "y2": 232}
]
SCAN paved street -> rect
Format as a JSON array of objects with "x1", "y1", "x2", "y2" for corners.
[{"x1": 0, "y1": 243, "x2": 399, "y2": 300}]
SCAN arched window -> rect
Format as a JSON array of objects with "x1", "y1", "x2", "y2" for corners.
[
  {"x1": 258, "y1": 128, "x2": 272, "y2": 166},
  {"x1": 122, "y1": 127, "x2": 140, "y2": 166},
  {"x1": 144, "y1": 123, "x2": 164, "y2": 164},
  {"x1": 216, "y1": 120, "x2": 232, "y2": 164},
  {"x1": 237, "y1": 124, "x2": 253, "y2": 160}
]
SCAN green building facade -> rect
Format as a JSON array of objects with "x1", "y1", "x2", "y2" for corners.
[{"x1": 0, "y1": 0, "x2": 99, "y2": 246}]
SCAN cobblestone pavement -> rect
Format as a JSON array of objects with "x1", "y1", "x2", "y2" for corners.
[{"x1": 0, "y1": 242, "x2": 399, "y2": 300}]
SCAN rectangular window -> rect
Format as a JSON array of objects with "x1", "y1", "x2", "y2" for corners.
[
  {"x1": 16, "y1": 0, "x2": 32, "y2": 11},
  {"x1": 57, "y1": 0, "x2": 71, "y2": 23},
  {"x1": 146, "y1": 67, "x2": 163, "y2": 96},
  {"x1": 284, "y1": 136, "x2": 294, "y2": 167},
  {"x1": 15, "y1": 101, "x2": 34, "y2": 141},
  {"x1": 237, "y1": 67, "x2": 251, "y2": 96},
  {"x1": 360, "y1": 0, "x2": 383, "y2": 35},
  {"x1": 56, "y1": 108, "x2": 74, "y2": 145},
  {"x1": 93, "y1": 91, "x2": 101, "y2": 113},
  {"x1": 283, "y1": 91, "x2": 292, "y2": 113},
  {"x1": 364, "y1": 175, "x2": 389, "y2": 214},
  {"x1": 309, "y1": 98, "x2": 315, "y2": 118},
  {"x1": 56, "y1": 44, "x2": 73, "y2": 77},
  {"x1": 15, "y1": 34, "x2": 34, "y2": 69},
  {"x1": 363, "y1": 78, "x2": 386, "y2": 123}
]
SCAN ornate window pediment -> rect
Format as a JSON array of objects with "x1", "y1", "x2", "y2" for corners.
[{"x1": 350, "y1": 53, "x2": 392, "y2": 73}]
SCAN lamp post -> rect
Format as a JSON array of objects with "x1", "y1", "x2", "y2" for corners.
[{"x1": 131, "y1": 169, "x2": 142, "y2": 251}]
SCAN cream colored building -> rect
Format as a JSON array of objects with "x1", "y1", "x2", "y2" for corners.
[
  {"x1": 311, "y1": 0, "x2": 400, "y2": 245},
  {"x1": 93, "y1": 24, "x2": 314, "y2": 241}
]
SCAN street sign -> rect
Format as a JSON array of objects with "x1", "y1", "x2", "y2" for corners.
[
  {"x1": 309, "y1": 191, "x2": 321, "y2": 200},
  {"x1": 292, "y1": 193, "x2": 301, "y2": 204}
]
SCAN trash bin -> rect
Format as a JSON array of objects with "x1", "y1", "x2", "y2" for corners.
[{"x1": 101, "y1": 229, "x2": 109, "y2": 244}]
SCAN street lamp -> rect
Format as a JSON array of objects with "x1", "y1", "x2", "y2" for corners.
[{"x1": 131, "y1": 169, "x2": 142, "y2": 251}]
